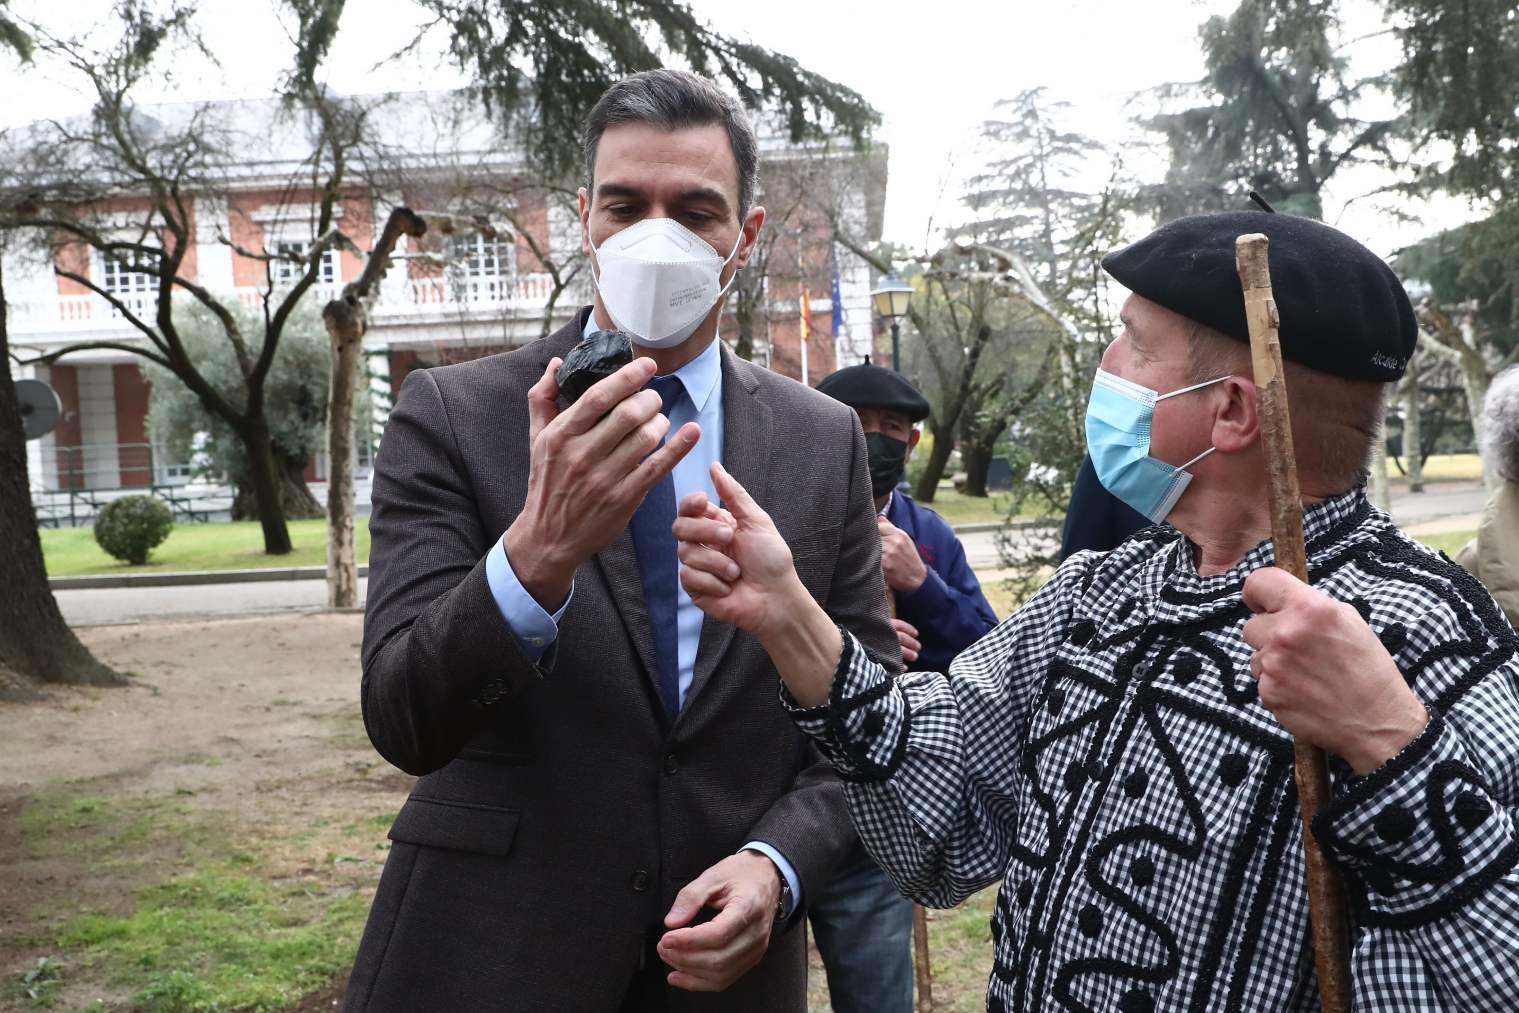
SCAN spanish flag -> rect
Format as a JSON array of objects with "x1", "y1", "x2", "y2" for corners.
[{"x1": 799, "y1": 287, "x2": 812, "y2": 340}]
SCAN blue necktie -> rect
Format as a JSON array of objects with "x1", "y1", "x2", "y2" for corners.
[{"x1": 629, "y1": 375, "x2": 685, "y2": 724}]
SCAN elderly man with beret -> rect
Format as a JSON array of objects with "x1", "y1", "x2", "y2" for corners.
[{"x1": 673, "y1": 212, "x2": 1519, "y2": 1010}]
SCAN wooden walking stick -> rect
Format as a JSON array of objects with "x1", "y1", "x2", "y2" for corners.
[
  {"x1": 1235, "y1": 234, "x2": 1353, "y2": 1013},
  {"x1": 887, "y1": 587, "x2": 936, "y2": 1013}
]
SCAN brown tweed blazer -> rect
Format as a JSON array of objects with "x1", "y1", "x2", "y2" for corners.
[{"x1": 344, "y1": 308, "x2": 899, "y2": 1012}]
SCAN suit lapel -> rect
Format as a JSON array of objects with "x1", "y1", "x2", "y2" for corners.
[{"x1": 684, "y1": 347, "x2": 771, "y2": 712}]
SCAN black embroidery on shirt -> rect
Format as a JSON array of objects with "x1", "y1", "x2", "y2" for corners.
[
  {"x1": 1317, "y1": 747, "x2": 1518, "y2": 927},
  {"x1": 1217, "y1": 753, "x2": 1249, "y2": 788},
  {"x1": 1050, "y1": 695, "x2": 1202, "y2": 1011},
  {"x1": 1187, "y1": 757, "x2": 1293, "y2": 1012},
  {"x1": 963, "y1": 493, "x2": 1515, "y2": 1010},
  {"x1": 1223, "y1": 770, "x2": 1301, "y2": 1013},
  {"x1": 1374, "y1": 804, "x2": 1417, "y2": 843},
  {"x1": 1454, "y1": 791, "x2": 1493, "y2": 831}
]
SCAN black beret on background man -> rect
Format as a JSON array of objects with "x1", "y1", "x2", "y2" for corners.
[{"x1": 675, "y1": 209, "x2": 1519, "y2": 1010}]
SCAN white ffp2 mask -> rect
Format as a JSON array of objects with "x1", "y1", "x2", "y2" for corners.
[{"x1": 590, "y1": 218, "x2": 743, "y2": 349}]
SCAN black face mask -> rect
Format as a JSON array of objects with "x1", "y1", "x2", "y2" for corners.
[{"x1": 865, "y1": 431, "x2": 910, "y2": 498}]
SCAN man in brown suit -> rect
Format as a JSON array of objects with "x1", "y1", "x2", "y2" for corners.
[{"x1": 344, "y1": 69, "x2": 898, "y2": 1011}]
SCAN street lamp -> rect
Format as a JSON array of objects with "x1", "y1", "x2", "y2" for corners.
[{"x1": 870, "y1": 274, "x2": 913, "y2": 373}]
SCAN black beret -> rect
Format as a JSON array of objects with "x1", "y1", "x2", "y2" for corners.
[
  {"x1": 816, "y1": 363, "x2": 931, "y2": 422},
  {"x1": 1101, "y1": 212, "x2": 1416, "y2": 381}
]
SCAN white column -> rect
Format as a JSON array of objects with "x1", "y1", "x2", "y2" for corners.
[
  {"x1": 193, "y1": 196, "x2": 235, "y2": 295},
  {"x1": 76, "y1": 365, "x2": 121, "y2": 490}
]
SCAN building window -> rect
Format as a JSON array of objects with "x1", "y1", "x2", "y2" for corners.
[
  {"x1": 270, "y1": 241, "x2": 338, "y2": 289},
  {"x1": 96, "y1": 251, "x2": 157, "y2": 317},
  {"x1": 446, "y1": 232, "x2": 512, "y2": 302}
]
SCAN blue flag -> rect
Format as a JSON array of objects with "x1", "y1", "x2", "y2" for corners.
[{"x1": 830, "y1": 250, "x2": 844, "y2": 337}]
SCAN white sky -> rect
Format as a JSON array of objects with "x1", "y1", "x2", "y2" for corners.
[{"x1": 1, "y1": 0, "x2": 1482, "y2": 259}]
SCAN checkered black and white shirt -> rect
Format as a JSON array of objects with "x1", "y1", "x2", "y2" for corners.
[{"x1": 787, "y1": 488, "x2": 1519, "y2": 1012}]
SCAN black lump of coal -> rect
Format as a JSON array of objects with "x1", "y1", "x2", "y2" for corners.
[{"x1": 556, "y1": 329, "x2": 636, "y2": 404}]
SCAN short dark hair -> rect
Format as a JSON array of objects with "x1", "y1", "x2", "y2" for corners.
[{"x1": 582, "y1": 69, "x2": 759, "y2": 220}]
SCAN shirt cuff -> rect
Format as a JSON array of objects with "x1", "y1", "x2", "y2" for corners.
[
  {"x1": 1312, "y1": 708, "x2": 1519, "y2": 928},
  {"x1": 484, "y1": 537, "x2": 572, "y2": 663},
  {"x1": 781, "y1": 628, "x2": 911, "y2": 782},
  {"x1": 741, "y1": 841, "x2": 802, "y2": 919}
]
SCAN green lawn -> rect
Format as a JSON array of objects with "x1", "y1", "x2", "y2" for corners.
[
  {"x1": 1414, "y1": 529, "x2": 1475, "y2": 559},
  {"x1": 1390, "y1": 453, "x2": 1483, "y2": 483},
  {"x1": 910, "y1": 489, "x2": 1045, "y2": 527},
  {"x1": 41, "y1": 519, "x2": 371, "y2": 577}
]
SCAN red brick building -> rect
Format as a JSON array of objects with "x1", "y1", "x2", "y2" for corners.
[{"x1": 6, "y1": 92, "x2": 888, "y2": 498}]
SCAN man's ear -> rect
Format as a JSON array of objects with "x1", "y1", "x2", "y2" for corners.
[
  {"x1": 1212, "y1": 375, "x2": 1261, "y2": 454},
  {"x1": 907, "y1": 428, "x2": 922, "y2": 455},
  {"x1": 733, "y1": 205, "x2": 766, "y2": 269},
  {"x1": 578, "y1": 186, "x2": 592, "y2": 257}
]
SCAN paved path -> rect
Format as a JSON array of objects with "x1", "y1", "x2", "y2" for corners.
[
  {"x1": 57, "y1": 577, "x2": 369, "y2": 626},
  {"x1": 55, "y1": 481, "x2": 1490, "y2": 626}
]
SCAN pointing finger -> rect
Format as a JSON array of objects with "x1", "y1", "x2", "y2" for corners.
[{"x1": 711, "y1": 461, "x2": 765, "y2": 522}]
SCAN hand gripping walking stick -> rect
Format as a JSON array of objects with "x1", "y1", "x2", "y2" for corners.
[{"x1": 1235, "y1": 234, "x2": 1353, "y2": 1013}]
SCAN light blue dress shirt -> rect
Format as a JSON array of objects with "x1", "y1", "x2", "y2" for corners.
[{"x1": 484, "y1": 317, "x2": 801, "y2": 916}]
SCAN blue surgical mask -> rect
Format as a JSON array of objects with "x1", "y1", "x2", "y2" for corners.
[{"x1": 1084, "y1": 368, "x2": 1230, "y2": 523}]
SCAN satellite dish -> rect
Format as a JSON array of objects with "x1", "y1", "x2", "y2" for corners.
[{"x1": 15, "y1": 378, "x2": 62, "y2": 440}]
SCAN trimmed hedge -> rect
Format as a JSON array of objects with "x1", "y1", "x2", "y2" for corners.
[{"x1": 93, "y1": 496, "x2": 175, "y2": 565}]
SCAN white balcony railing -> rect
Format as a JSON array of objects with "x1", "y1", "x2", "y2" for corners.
[{"x1": 8, "y1": 272, "x2": 563, "y2": 338}]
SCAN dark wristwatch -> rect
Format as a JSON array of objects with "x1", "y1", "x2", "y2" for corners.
[{"x1": 774, "y1": 872, "x2": 792, "y2": 923}]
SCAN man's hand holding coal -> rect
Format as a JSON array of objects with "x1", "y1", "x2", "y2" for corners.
[
  {"x1": 504, "y1": 355, "x2": 699, "y2": 610},
  {"x1": 1243, "y1": 566, "x2": 1429, "y2": 775}
]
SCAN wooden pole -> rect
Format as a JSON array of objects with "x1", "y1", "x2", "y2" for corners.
[
  {"x1": 888, "y1": 587, "x2": 935, "y2": 1013},
  {"x1": 1235, "y1": 233, "x2": 1353, "y2": 1013},
  {"x1": 322, "y1": 207, "x2": 427, "y2": 608}
]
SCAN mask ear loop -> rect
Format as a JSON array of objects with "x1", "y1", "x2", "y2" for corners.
[
  {"x1": 1162, "y1": 377, "x2": 1227, "y2": 474},
  {"x1": 711, "y1": 223, "x2": 747, "y2": 302},
  {"x1": 1154, "y1": 374, "x2": 1233, "y2": 401},
  {"x1": 1177, "y1": 445, "x2": 1216, "y2": 470}
]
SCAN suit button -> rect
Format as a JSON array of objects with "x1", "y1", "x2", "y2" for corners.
[
  {"x1": 631, "y1": 869, "x2": 651, "y2": 893},
  {"x1": 663, "y1": 754, "x2": 679, "y2": 775}
]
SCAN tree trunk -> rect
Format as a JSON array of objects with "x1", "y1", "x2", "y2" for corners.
[
  {"x1": 0, "y1": 269, "x2": 122, "y2": 698},
  {"x1": 914, "y1": 424, "x2": 955, "y2": 503},
  {"x1": 1458, "y1": 365, "x2": 1495, "y2": 489},
  {"x1": 230, "y1": 453, "x2": 320, "y2": 522},
  {"x1": 732, "y1": 275, "x2": 758, "y2": 361},
  {"x1": 240, "y1": 424, "x2": 295, "y2": 554},
  {"x1": 1403, "y1": 377, "x2": 1423, "y2": 493},
  {"x1": 324, "y1": 298, "x2": 364, "y2": 609},
  {"x1": 961, "y1": 442, "x2": 992, "y2": 498}
]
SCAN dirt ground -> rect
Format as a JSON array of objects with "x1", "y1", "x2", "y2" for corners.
[
  {"x1": 0, "y1": 613, "x2": 409, "y2": 1011},
  {"x1": 0, "y1": 613, "x2": 994, "y2": 1012}
]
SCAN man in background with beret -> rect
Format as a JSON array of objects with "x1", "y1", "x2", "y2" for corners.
[
  {"x1": 673, "y1": 211, "x2": 1519, "y2": 1009},
  {"x1": 805, "y1": 362, "x2": 999, "y2": 1012}
]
